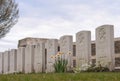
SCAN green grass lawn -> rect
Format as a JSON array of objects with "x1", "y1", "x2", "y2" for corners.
[{"x1": 0, "y1": 72, "x2": 120, "y2": 81}]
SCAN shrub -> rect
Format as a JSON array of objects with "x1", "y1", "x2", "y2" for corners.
[
  {"x1": 86, "y1": 64, "x2": 109, "y2": 72},
  {"x1": 73, "y1": 63, "x2": 91, "y2": 73},
  {"x1": 73, "y1": 62, "x2": 110, "y2": 73}
]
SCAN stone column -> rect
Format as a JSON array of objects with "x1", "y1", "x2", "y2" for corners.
[
  {"x1": 0, "y1": 52, "x2": 3, "y2": 74},
  {"x1": 9, "y1": 49, "x2": 17, "y2": 73},
  {"x1": 17, "y1": 47, "x2": 25, "y2": 73},
  {"x1": 46, "y1": 39, "x2": 58, "y2": 72},
  {"x1": 76, "y1": 31, "x2": 91, "y2": 68},
  {"x1": 3, "y1": 51, "x2": 9, "y2": 74},
  {"x1": 96, "y1": 25, "x2": 115, "y2": 71},
  {"x1": 34, "y1": 43, "x2": 45, "y2": 73},
  {"x1": 24, "y1": 45, "x2": 34, "y2": 73},
  {"x1": 59, "y1": 35, "x2": 73, "y2": 71}
]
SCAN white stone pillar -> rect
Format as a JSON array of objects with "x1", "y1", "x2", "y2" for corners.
[
  {"x1": 34, "y1": 43, "x2": 45, "y2": 73},
  {"x1": 46, "y1": 39, "x2": 58, "y2": 72},
  {"x1": 59, "y1": 35, "x2": 73, "y2": 71},
  {"x1": 9, "y1": 49, "x2": 17, "y2": 73},
  {"x1": 24, "y1": 45, "x2": 34, "y2": 73},
  {"x1": 76, "y1": 31, "x2": 91, "y2": 67},
  {"x1": 3, "y1": 51, "x2": 9, "y2": 74},
  {"x1": 0, "y1": 52, "x2": 3, "y2": 74},
  {"x1": 96, "y1": 25, "x2": 115, "y2": 71},
  {"x1": 17, "y1": 47, "x2": 25, "y2": 73}
]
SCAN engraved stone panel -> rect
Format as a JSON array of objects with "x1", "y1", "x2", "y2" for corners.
[
  {"x1": 59, "y1": 35, "x2": 73, "y2": 71},
  {"x1": 17, "y1": 47, "x2": 25, "y2": 73},
  {"x1": 96, "y1": 25, "x2": 115, "y2": 71},
  {"x1": 46, "y1": 39, "x2": 58, "y2": 72},
  {"x1": 3, "y1": 51, "x2": 9, "y2": 74},
  {"x1": 0, "y1": 52, "x2": 3, "y2": 74},
  {"x1": 9, "y1": 49, "x2": 17, "y2": 73},
  {"x1": 24, "y1": 45, "x2": 34, "y2": 73},
  {"x1": 76, "y1": 31, "x2": 91, "y2": 67},
  {"x1": 34, "y1": 43, "x2": 45, "y2": 73}
]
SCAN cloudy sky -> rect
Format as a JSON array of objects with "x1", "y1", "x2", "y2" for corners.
[{"x1": 0, "y1": 0, "x2": 120, "y2": 52}]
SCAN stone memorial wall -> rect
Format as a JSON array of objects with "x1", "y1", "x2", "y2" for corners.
[
  {"x1": 0, "y1": 24, "x2": 118, "y2": 74},
  {"x1": 17, "y1": 47, "x2": 25, "y2": 73},
  {"x1": 24, "y1": 45, "x2": 34, "y2": 73},
  {"x1": 60, "y1": 35, "x2": 73, "y2": 71},
  {"x1": 96, "y1": 25, "x2": 115, "y2": 71},
  {"x1": 0, "y1": 52, "x2": 2, "y2": 74},
  {"x1": 76, "y1": 31, "x2": 91, "y2": 67},
  {"x1": 3, "y1": 51, "x2": 9, "y2": 74},
  {"x1": 46, "y1": 39, "x2": 58, "y2": 72},
  {"x1": 34, "y1": 42, "x2": 45, "y2": 73},
  {"x1": 9, "y1": 49, "x2": 17, "y2": 73}
]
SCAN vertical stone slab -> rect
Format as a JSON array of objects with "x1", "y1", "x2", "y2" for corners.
[
  {"x1": 76, "y1": 31, "x2": 91, "y2": 67},
  {"x1": 24, "y1": 45, "x2": 34, "y2": 73},
  {"x1": 34, "y1": 43, "x2": 45, "y2": 73},
  {"x1": 0, "y1": 52, "x2": 3, "y2": 74},
  {"x1": 59, "y1": 35, "x2": 73, "y2": 71},
  {"x1": 9, "y1": 49, "x2": 17, "y2": 73},
  {"x1": 96, "y1": 25, "x2": 115, "y2": 71},
  {"x1": 3, "y1": 51, "x2": 9, "y2": 74},
  {"x1": 46, "y1": 39, "x2": 58, "y2": 72},
  {"x1": 17, "y1": 47, "x2": 25, "y2": 73}
]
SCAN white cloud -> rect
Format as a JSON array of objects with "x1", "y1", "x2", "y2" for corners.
[{"x1": 0, "y1": 0, "x2": 120, "y2": 51}]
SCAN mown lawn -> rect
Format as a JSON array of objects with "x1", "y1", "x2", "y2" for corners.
[{"x1": 0, "y1": 72, "x2": 120, "y2": 81}]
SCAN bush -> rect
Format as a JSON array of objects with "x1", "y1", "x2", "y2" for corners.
[
  {"x1": 87, "y1": 66, "x2": 109, "y2": 72},
  {"x1": 85, "y1": 63, "x2": 110, "y2": 72},
  {"x1": 73, "y1": 63, "x2": 110, "y2": 73},
  {"x1": 73, "y1": 63, "x2": 91, "y2": 73}
]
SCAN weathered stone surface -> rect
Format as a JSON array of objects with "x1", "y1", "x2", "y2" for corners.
[
  {"x1": 76, "y1": 31, "x2": 91, "y2": 67},
  {"x1": 96, "y1": 25, "x2": 115, "y2": 71},
  {"x1": 46, "y1": 39, "x2": 58, "y2": 72},
  {"x1": 0, "y1": 52, "x2": 3, "y2": 74},
  {"x1": 3, "y1": 51, "x2": 9, "y2": 74},
  {"x1": 34, "y1": 43, "x2": 45, "y2": 73},
  {"x1": 17, "y1": 47, "x2": 25, "y2": 73},
  {"x1": 24, "y1": 45, "x2": 34, "y2": 73},
  {"x1": 0, "y1": 24, "x2": 119, "y2": 73},
  {"x1": 59, "y1": 35, "x2": 73, "y2": 70},
  {"x1": 18, "y1": 38, "x2": 48, "y2": 47},
  {"x1": 9, "y1": 49, "x2": 17, "y2": 73}
]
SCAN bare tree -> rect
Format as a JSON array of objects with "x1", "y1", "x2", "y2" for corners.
[{"x1": 0, "y1": 0, "x2": 19, "y2": 38}]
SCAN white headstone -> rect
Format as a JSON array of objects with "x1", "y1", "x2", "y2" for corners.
[
  {"x1": 0, "y1": 52, "x2": 3, "y2": 74},
  {"x1": 76, "y1": 31, "x2": 91, "y2": 67},
  {"x1": 46, "y1": 39, "x2": 58, "y2": 72},
  {"x1": 59, "y1": 35, "x2": 73, "y2": 71},
  {"x1": 34, "y1": 43, "x2": 45, "y2": 73},
  {"x1": 3, "y1": 51, "x2": 9, "y2": 74},
  {"x1": 96, "y1": 25, "x2": 115, "y2": 71},
  {"x1": 24, "y1": 45, "x2": 34, "y2": 73},
  {"x1": 17, "y1": 47, "x2": 25, "y2": 73}
]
